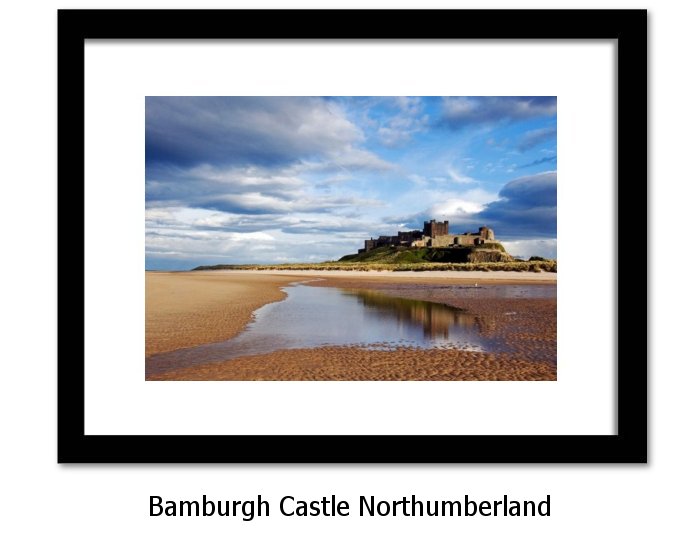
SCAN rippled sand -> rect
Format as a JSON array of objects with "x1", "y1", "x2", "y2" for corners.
[
  {"x1": 148, "y1": 346, "x2": 555, "y2": 381},
  {"x1": 146, "y1": 270, "x2": 556, "y2": 381}
]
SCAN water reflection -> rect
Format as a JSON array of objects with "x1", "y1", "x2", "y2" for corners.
[
  {"x1": 348, "y1": 289, "x2": 498, "y2": 338},
  {"x1": 147, "y1": 284, "x2": 513, "y2": 377}
]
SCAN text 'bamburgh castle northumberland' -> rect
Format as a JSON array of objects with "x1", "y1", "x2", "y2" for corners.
[{"x1": 360, "y1": 220, "x2": 497, "y2": 254}]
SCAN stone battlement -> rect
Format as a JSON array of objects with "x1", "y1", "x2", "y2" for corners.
[{"x1": 359, "y1": 220, "x2": 497, "y2": 253}]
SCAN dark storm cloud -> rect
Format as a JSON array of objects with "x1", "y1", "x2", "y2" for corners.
[
  {"x1": 440, "y1": 97, "x2": 556, "y2": 128},
  {"x1": 473, "y1": 171, "x2": 557, "y2": 238},
  {"x1": 398, "y1": 172, "x2": 557, "y2": 239},
  {"x1": 145, "y1": 97, "x2": 393, "y2": 220},
  {"x1": 146, "y1": 96, "x2": 364, "y2": 168}
]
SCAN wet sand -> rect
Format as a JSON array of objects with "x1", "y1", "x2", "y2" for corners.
[
  {"x1": 146, "y1": 270, "x2": 556, "y2": 381},
  {"x1": 149, "y1": 347, "x2": 555, "y2": 381},
  {"x1": 313, "y1": 277, "x2": 556, "y2": 366}
]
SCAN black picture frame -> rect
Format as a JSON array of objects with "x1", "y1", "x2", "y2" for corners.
[{"x1": 58, "y1": 9, "x2": 647, "y2": 463}]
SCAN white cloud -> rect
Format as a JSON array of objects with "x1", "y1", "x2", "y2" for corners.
[
  {"x1": 228, "y1": 232, "x2": 275, "y2": 242},
  {"x1": 376, "y1": 97, "x2": 429, "y2": 147},
  {"x1": 429, "y1": 199, "x2": 484, "y2": 216},
  {"x1": 429, "y1": 187, "x2": 499, "y2": 206},
  {"x1": 185, "y1": 164, "x2": 306, "y2": 189},
  {"x1": 501, "y1": 239, "x2": 557, "y2": 259},
  {"x1": 447, "y1": 167, "x2": 477, "y2": 184},
  {"x1": 326, "y1": 147, "x2": 394, "y2": 171}
]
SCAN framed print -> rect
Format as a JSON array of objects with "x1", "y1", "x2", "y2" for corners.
[{"x1": 58, "y1": 9, "x2": 647, "y2": 462}]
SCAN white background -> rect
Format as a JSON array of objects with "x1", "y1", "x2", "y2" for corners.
[
  {"x1": 1, "y1": 1, "x2": 696, "y2": 544},
  {"x1": 84, "y1": 40, "x2": 613, "y2": 436}
]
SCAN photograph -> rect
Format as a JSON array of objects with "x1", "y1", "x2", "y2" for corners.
[{"x1": 145, "y1": 96, "x2": 557, "y2": 381}]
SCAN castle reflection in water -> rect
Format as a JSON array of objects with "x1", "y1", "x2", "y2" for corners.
[{"x1": 347, "y1": 289, "x2": 498, "y2": 339}]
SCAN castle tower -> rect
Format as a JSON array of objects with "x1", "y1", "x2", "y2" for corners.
[
  {"x1": 423, "y1": 219, "x2": 449, "y2": 238},
  {"x1": 478, "y1": 226, "x2": 495, "y2": 240}
]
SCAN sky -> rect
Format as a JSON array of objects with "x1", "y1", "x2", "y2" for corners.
[{"x1": 146, "y1": 96, "x2": 556, "y2": 270}]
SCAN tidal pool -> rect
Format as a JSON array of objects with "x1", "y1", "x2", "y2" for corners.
[{"x1": 146, "y1": 283, "x2": 552, "y2": 376}]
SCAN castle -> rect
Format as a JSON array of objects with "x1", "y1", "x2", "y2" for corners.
[{"x1": 359, "y1": 219, "x2": 497, "y2": 253}]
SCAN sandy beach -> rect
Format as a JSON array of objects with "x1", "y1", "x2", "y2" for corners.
[
  {"x1": 146, "y1": 270, "x2": 556, "y2": 380},
  {"x1": 146, "y1": 271, "x2": 309, "y2": 356}
]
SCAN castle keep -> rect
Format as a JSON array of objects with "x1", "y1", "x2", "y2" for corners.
[{"x1": 360, "y1": 220, "x2": 497, "y2": 253}]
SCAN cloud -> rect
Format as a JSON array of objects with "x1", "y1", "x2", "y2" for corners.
[
  {"x1": 517, "y1": 126, "x2": 557, "y2": 151},
  {"x1": 146, "y1": 206, "x2": 286, "y2": 234},
  {"x1": 145, "y1": 170, "x2": 557, "y2": 269},
  {"x1": 280, "y1": 216, "x2": 381, "y2": 236},
  {"x1": 395, "y1": 96, "x2": 423, "y2": 116},
  {"x1": 146, "y1": 161, "x2": 387, "y2": 216},
  {"x1": 498, "y1": 171, "x2": 556, "y2": 206},
  {"x1": 518, "y1": 155, "x2": 557, "y2": 169},
  {"x1": 324, "y1": 147, "x2": 393, "y2": 171},
  {"x1": 146, "y1": 206, "x2": 380, "y2": 236},
  {"x1": 440, "y1": 97, "x2": 556, "y2": 128},
  {"x1": 145, "y1": 232, "x2": 277, "y2": 268},
  {"x1": 501, "y1": 239, "x2": 557, "y2": 260},
  {"x1": 197, "y1": 193, "x2": 382, "y2": 215},
  {"x1": 145, "y1": 212, "x2": 387, "y2": 270},
  {"x1": 473, "y1": 171, "x2": 557, "y2": 238},
  {"x1": 376, "y1": 97, "x2": 429, "y2": 147},
  {"x1": 428, "y1": 199, "x2": 484, "y2": 216},
  {"x1": 382, "y1": 187, "x2": 498, "y2": 232},
  {"x1": 447, "y1": 167, "x2": 476, "y2": 184},
  {"x1": 146, "y1": 96, "x2": 388, "y2": 170},
  {"x1": 145, "y1": 98, "x2": 394, "y2": 224},
  {"x1": 146, "y1": 163, "x2": 304, "y2": 210},
  {"x1": 402, "y1": 172, "x2": 556, "y2": 238}
]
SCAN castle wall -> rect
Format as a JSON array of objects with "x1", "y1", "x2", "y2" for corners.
[
  {"x1": 361, "y1": 222, "x2": 497, "y2": 253},
  {"x1": 398, "y1": 230, "x2": 423, "y2": 244},
  {"x1": 453, "y1": 235, "x2": 478, "y2": 246},
  {"x1": 427, "y1": 235, "x2": 454, "y2": 247}
]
